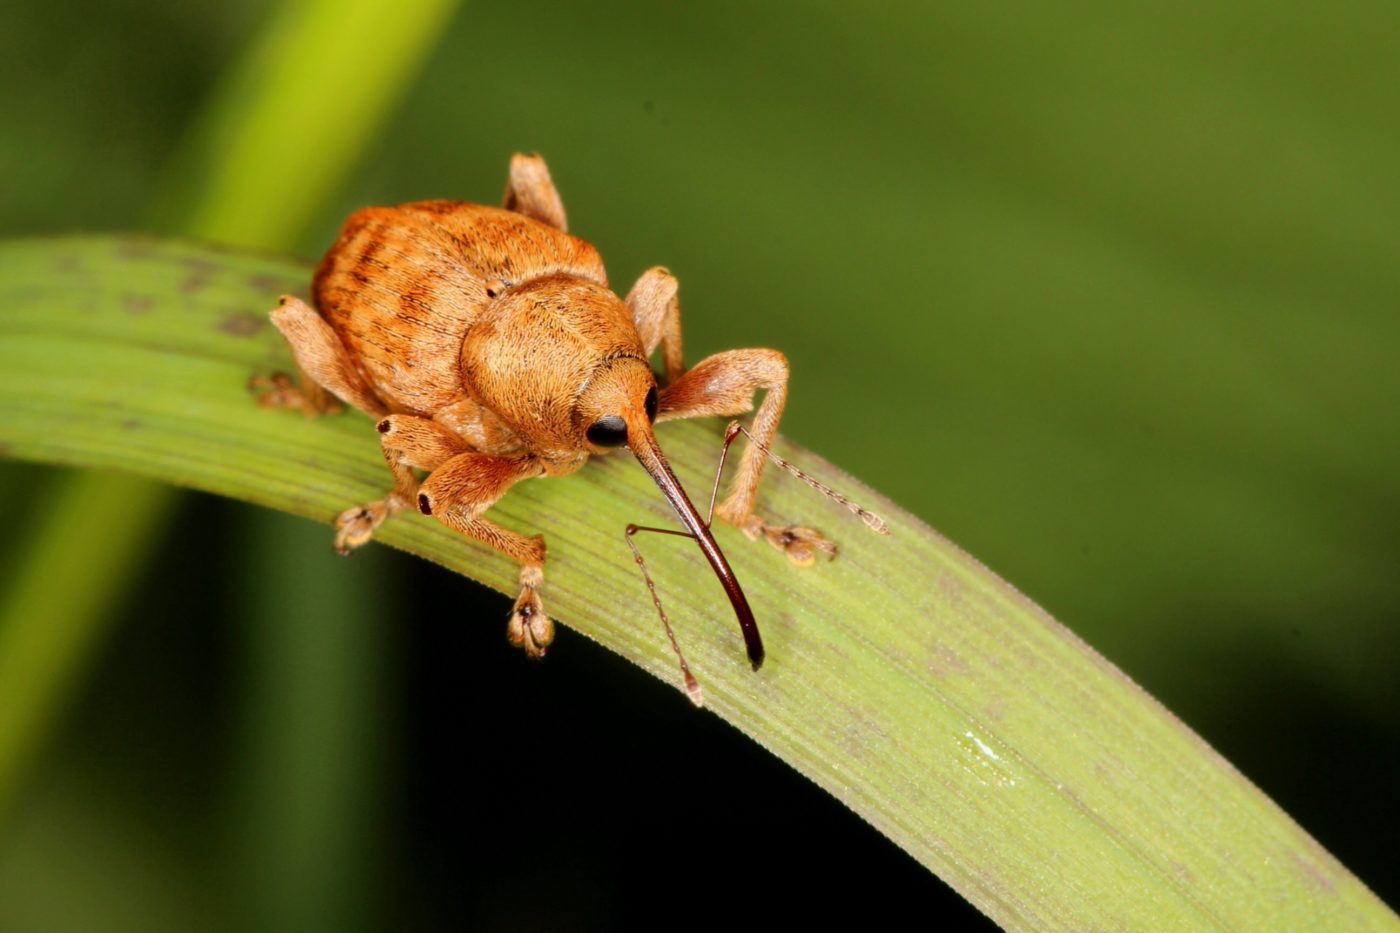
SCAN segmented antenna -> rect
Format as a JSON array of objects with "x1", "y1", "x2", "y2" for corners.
[
  {"x1": 625, "y1": 523, "x2": 704, "y2": 707},
  {"x1": 719, "y1": 421, "x2": 889, "y2": 535}
]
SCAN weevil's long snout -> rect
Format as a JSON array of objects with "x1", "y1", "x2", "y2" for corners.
[{"x1": 627, "y1": 422, "x2": 764, "y2": 670}]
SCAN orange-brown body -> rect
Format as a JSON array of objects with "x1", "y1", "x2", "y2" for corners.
[
  {"x1": 318, "y1": 202, "x2": 608, "y2": 455},
  {"x1": 256, "y1": 154, "x2": 880, "y2": 700}
]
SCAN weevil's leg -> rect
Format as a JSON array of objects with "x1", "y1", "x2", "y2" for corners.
[
  {"x1": 502, "y1": 153, "x2": 568, "y2": 232},
  {"x1": 334, "y1": 414, "x2": 471, "y2": 553},
  {"x1": 432, "y1": 396, "x2": 526, "y2": 456},
  {"x1": 249, "y1": 367, "x2": 343, "y2": 417},
  {"x1": 257, "y1": 295, "x2": 387, "y2": 417},
  {"x1": 713, "y1": 420, "x2": 888, "y2": 559},
  {"x1": 656, "y1": 347, "x2": 786, "y2": 521},
  {"x1": 416, "y1": 452, "x2": 553, "y2": 657},
  {"x1": 697, "y1": 422, "x2": 836, "y2": 566},
  {"x1": 625, "y1": 267, "x2": 684, "y2": 386},
  {"x1": 656, "y1": 348, "x2": 830, "y2": 565}
]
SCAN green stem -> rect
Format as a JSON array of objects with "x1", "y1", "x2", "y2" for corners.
[
  {"x1": 227, "y1": 512, "x2": 390, "y2": 933},
  {"x1": 152, "y1": 0, "x2": 462, "y2": 248},
  {"x1": 0, "y1": 473, "x2": 178, "y2": 810},
  {"x1": 0, "y1": 0, "x2": 461, "y2": 860}
]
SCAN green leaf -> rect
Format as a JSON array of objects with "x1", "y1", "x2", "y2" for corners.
[{"x1": 1, "y1": 235, "x2": 1394, "y2": 930}]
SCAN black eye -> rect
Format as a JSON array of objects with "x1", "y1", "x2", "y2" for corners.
[
  {"x1": 586, "y1": 415, "x2": 628, "y2": 447},
  {"x1": 644, "y1": 386, "x2": 658, "y2": 423}
]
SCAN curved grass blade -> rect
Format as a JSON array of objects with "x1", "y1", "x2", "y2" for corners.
[{"x1": 0, "y1": 235, "x2": 1393, "y2": 930}]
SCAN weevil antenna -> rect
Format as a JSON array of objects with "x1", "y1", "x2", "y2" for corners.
[
  {"x1": 722, "y1": 421, "x2": 889, "y2": 535},
  {"x1": 625, "y1": 524, "x2": 703, "y2": 705}
]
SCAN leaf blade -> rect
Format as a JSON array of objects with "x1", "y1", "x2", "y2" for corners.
[{"x1": 0, "y1": 234, "x2": 1394, "y2": 930}]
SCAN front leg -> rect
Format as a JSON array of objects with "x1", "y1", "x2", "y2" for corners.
[
  {"x1": 332, "y1": 416, "x2": 553, "y2": 656},
  {"x1": 417, "y1": 452, "x2": 553, "y2": 657},
  {"x1": 655, "y1": 348, "x2": 832, "y2": 564}
]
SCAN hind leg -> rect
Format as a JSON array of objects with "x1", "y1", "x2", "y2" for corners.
[
  {"x1": 502, "y1": 153, "x2": 568, "y2": 232},
  {"x1": 255, "y1": 295, "x2": 387, "y2": 417}
]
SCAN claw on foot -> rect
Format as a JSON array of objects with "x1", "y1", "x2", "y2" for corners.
[
  {"x1": 739, "y1": 516, "x2": 837, "y2": 567},
  {"x1": 334, "y1": 500, "x2": 391, "y2": 554},
  {"x1": 507, "y1": 566, "x2": 554, "y2": 658}
]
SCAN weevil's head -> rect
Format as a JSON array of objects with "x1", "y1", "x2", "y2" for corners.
[
  {"x1": 572, "y1": 356, "x2": 659, "y2": 455},
  {"x1": 573, "y1": 355, "x2": 764, "y2": 670},
  {"x1": 460, "y1": 276, "x2": 649, "y2": 463},
  {"x1": 459, "y1": 275, "x2": 763, "y2": 667}
]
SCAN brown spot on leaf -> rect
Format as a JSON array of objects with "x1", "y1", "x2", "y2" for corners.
[
  {"x1": 218, "y1": 314, "x2": 266, "y2": 337},
  {"x1": 926, "y1": 641, "x2": 969, "y2": 678},
  {"x1": 121, "y1": 418, "x2": 142, "y2": 431},
  {"x1": 1291, "y1": 850, "x2": 1336, "y2": 893},
  {"x1": 1168, "y1": 859, "x2": 1196, "y2": 886},
  {"x1": 52, "y1": 253, "x2": 83, "y2": 275},
  {"x1": 114, "y1": 238, "x2": 155, "y2": 260},
  {"x1": 245, "y1": 274, "x2": 284, "y2": 294},
  {"x1": 179, "y1": 257, "x2": 220, "y2": 294},
  {"x1": 124, "y1": 294, "x2": 154, "y2": 314}
]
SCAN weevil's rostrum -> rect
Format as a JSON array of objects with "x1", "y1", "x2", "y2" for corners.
[{"x1": 255, "y1": 154, "x2": 885, "y2": 702}]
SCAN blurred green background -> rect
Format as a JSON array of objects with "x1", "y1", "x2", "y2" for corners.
[{"x1": 2, "y1": 0, "x2": 1397, "y2": 929}]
